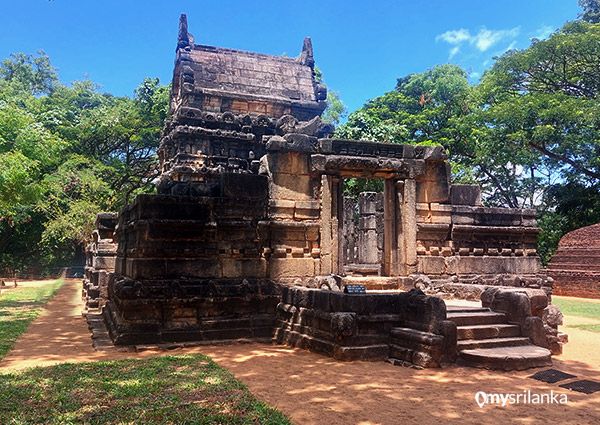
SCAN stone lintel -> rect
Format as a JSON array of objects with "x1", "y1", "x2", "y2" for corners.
[
  {"x1": 310, "y1": 154, "x2": 425, "y2": 178},
  {"x1": 452, "y1": 224, "x2": 540, "y2": 236}
]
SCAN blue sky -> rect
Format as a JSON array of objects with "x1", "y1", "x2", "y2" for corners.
[{"x1": 0, "y1": 1, "x2": 581, "y2": 114}]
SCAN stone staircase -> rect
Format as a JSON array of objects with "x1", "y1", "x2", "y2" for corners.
[{"x1": 447, "y1": 306, "x2": 552, "y2": 370}]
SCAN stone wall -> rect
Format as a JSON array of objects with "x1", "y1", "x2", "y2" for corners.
[
  {"x1": 274, "y1": 286, "x2": 457, "y2": 367},
  {"x1": 82, "y1": 213, "x2": 117, "y2": 313},
  {"x1": 413, "y1": 184, "x2": 551, "y2": 299},
  {"x1": 103, "y1": 190, "x2": 284, "y2": 345}
]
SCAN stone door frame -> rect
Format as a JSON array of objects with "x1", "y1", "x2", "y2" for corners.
[{"x1": 320, "y1": 174, "x2": 417, "y2": 277}]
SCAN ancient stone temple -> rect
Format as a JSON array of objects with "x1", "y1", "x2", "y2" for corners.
[
  {"x1": 100, "y1": 14, "x2": 564, "y2": 369},
  {"x1": 548, "y1": 223, "x2": 600, "y2": 298}
]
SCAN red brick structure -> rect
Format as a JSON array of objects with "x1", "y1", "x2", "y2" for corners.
[{"x1": 548, "y1": 223, "x2": 600, "y2": 298}]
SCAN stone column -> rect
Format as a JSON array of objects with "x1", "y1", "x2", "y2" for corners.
[
  {"x1": 320, "y1": 175, "x2": 333, "y2": 275},
  {"x1": 402, "y1": 178, "x2": 418, "y2": 274},
  {"x1": 383, "y1": 180, "x2": 397, "y2": 276},
  {"x1": 331, "y1": 177, "x2": 343, "y2": 274}
]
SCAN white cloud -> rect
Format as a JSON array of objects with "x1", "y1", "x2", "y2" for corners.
[
  {"x1": 471, "y1": 27, "x2": 520, "y2": 52},
  {"x1": 449, "y1": 46, "x2": 461, "y2": 59},
  {"x1": 436, "y1": 26, "x2": 520, "y2": 58},
  {"x1": 436, "y1": 28, "x2": 471, "y2": 44},
  {"x1": 532, "y1": 25, "x2": 554, "y2": 40}
]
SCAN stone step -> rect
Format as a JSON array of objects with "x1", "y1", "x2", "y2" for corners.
[
  {"x1": 341, "y1": 276, "x2": 400, "y2": 290},
  {"x1": 458, "y1": 336, "x2": 530, "y2": 351},
  {"x1": 389, "y1": 327, "x2": 444, "y2": 346},
  {"x1": 457, "y1": 324, "x2": 521, "y2": 341},
  {"x1": 459, "y1": 345, "x2": 552, "y2": 371},
  {"x1": 446, "y1": 306, "x2": 490, "y2": 314},
  {"x1": 446, "y1": 311, "x2": 507, "y2": 326},
  {"x1": 344, "y1": 263, "x2": 381, "y2": 276}
]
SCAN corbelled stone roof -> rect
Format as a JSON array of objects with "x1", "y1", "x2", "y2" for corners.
[
  {"x1": 187, "y1": 45, "x2": 318, "y2": 103},
  {"x1": 171, "y1": 14, "x2": 326, "y2": 120}
]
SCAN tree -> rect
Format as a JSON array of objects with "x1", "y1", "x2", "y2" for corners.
[
  {"x1": 477, "y1": 21, "x2": 600, "y2": 186},
  {"x1": 0, "y1": 51, "x2": 57, "y2": 95},
  {"x1": 314, "y1": 66, "x2": 347, "y2": 127},
  {"x1": 76, "y1": 78, "x2": 168, "y2": 204},
  {"x1": 337, "y1": 64, "x2": 472, "y2": 146},
  {"x1": 580, "y1": 0, "x2": 600, "y2": 23},
  {"x1": 0, "y1": 52, "x2": 169, "y2": 276}
]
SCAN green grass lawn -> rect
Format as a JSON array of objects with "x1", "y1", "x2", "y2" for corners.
[
  {"x1": 553, "y1": 295, "x2": 600, "y2": 333},
  {"x1": 0, "y1": 354, "x2": 291, "y2": 425},
  {"x1": 0, "y1": 279, "x2": 64, "y2": 359},
  {"x1": 552, "y1": 296, "x2": 600, "y2": 320}
]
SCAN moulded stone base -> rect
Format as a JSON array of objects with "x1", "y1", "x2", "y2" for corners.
[
  {"x1": 273, "y1": 327, "x2": 390, "y2": 361},
  {"x1": 103, "y1": 278, "x2": 281, "y2": 345}
]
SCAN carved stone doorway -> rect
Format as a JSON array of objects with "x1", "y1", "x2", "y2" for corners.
[{"x1": 319, "y1": 169, "x2": 417, "y2": 278}]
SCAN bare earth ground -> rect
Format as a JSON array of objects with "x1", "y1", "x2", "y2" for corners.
[{"x1": 1, "y1": 280, "x2": 599, "y2": 424}]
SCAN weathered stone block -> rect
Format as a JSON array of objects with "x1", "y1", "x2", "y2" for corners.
[
  {"x1": 449, "y1": 184, "x2": 482, "y2": 206},
  {"x1": 270, "y1": 173, "x2": 313, "y2": 201},
  {"x1": 294, "y1": 200, "x2": 320, "y2": 220},
  {"x1": 221, "y1": 258, "x2": 267, "y2": 278},
  {"x1": 266, "y1": 152, "x2": 311, "y2": 175},
  {"x1": 416, "y1": 162, "x2": 450, "y2": 203},
  {"x1": 269, "y1": 257, "x2": 317, "y2": 278}
]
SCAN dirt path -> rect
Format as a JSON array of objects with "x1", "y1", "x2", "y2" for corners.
[{"x1": 1, "y1": 280, "x2": 600, "y2": 424}]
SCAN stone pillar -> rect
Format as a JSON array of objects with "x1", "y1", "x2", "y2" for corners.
[
  {"x1": 383, "y1": 180, "x2": 397, "y2": 276},
  {"x1": 342, "y1": 197, "x2": 358, "y2": 265},
  {"x1": 402, "y1": 178, "x2": 418, "y2": 274},
  {"x1": 331, "y1": 177, "x2": 343, "y2": 274},
  {"x1": 320, "y1": 175, "x2": 333, "y2": 275},
  {"x1": 376, "y1": 192, "x2": 384, "y2": 264}
]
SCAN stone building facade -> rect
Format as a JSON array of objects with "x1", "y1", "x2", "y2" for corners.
[{"x1": 98, "y1": 15, "x2": 562, "y2": 369}]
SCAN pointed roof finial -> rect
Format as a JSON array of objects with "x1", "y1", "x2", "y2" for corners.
[
  {"x1": 178, "y1": 14, "x2": 190, "y2": 49},
  {"x1": 299, "y1": 37, "x2": 314, "y2": 68}
]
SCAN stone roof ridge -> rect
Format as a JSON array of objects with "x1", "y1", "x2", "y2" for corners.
[
  {"x1": 178, "y1": 14, "x2": 314, "y2": 67},
  {"x1": 191, "y1": 43, "x2": 311, "y2": 66}
]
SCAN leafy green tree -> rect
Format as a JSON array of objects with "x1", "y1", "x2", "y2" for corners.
[
  {"x1": 0, "y1": 52, "x2": 169, "y2": 275},
  {"x1": 0, "y1": 51, "x2": 57, "y2": 95},
  {"x1": 478, "y1": 22, "x2": 600, "y2": 184},
  {"x1": 314, "y1": 66, "x2": 347, "y2": 126},
  {"x1": 580, "y1": 0, "x2": 600, "y2": 23},
  {"x1": 337, "y1": 64, "x2": 471, "y2": 144}
]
